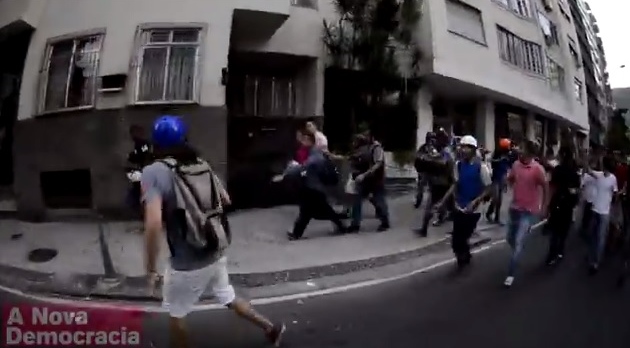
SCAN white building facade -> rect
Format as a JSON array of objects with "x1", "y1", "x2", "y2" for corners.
[{"x1": 0, "y1": 0, "x2": 588, "y2": 217}]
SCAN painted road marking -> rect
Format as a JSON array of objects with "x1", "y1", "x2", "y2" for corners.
[{"x1": 0, "y1": 240, "x2": 506, "y2": 312}]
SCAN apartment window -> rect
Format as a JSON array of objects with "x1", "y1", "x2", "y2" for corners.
[
  {"x1": 135, "y1": 28, "x2": 201, "y2": 103},
  {"x1": 493, "y1": 0, "x2": 532, "y2": 18},
  {"x1": 242, "y1": 75, "x2": 296, "y2": 116},
  {"x1": 568, "y1": 42, "x2": 580, "y2": 68},
  {"x1": 446, "y1": 0, "x2": 486, "y2": 44},
  {"x1": 497, "y1": 26, "x2": 544, "y2": 75},
  {"x1": 41, "y1": 35, "x2": 103, "y2": 112},
  {"x1": 538, "y1": 13, "x2": 559, "y2": 45},
  {"x1": 545, "y1": 56, "x2": 565, "y2": 91},
  {"x1": 557, "y1": 0, "x2": 571, "y2": 21},
  {"x1": 574, "y1": 78, "x2": 583, "y2": 102},
  {"x1": 291, "y1": 0, "x2": 318, "y2": 9}
]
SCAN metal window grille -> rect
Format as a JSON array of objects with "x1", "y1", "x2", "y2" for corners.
[
  {"x1": 497, "y1": 26, "x2": 544, "y2": 75},
  {"x1": 135, "y1": 28, "x2": 201, "y2": 103},
  {"x1": 40, "y1": 35, "x2": 103, "y2": 113},
  {"x1": 242, "y1": 75, "x2": 296, "y2": 116}
]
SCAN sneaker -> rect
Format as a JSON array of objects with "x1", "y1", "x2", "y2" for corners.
[
  {"x1": 415, "y1": 228, "x2": 428, "y2": 237},
  {"x1": 286, "y1": 232, "x2": 299, "y2": 241},
  {"x1": 376, "y1": 223, "x2": 390, "y2": 232},
  {"x1": 503, "y1": 276, "x2": 514, "y2": 287},
  {"x1": 347, "y1": 225, "x2": 360, "y2": 233},
  {"x1": 266, "y1": 323, "x2": 286, "y2": 347}
]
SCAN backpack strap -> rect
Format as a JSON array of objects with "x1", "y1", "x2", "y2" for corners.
[{"x1": 158, "y1": 158, "x2": 223, "y2": 213}]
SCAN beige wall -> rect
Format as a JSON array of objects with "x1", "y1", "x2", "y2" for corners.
[
  {"x1": 6, "y1": 0, "x2": 589, "y2": 130},
  {"x1": 9, "y1": 0, "x2": 323, "y2": 121},
  {"x1": 0, "y1": 0, "x2": 46, "y2": 29},
  {"x1": 421, "y1": 0, "x2": 589, "y2": 130}
]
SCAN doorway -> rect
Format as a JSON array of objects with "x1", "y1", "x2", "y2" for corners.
[
  {"x1": 226, "y1": 52, "x2": 315, "y2": 208},
  {"x1": 0, "y1": 25, "x2": 33, "y2": 203}
]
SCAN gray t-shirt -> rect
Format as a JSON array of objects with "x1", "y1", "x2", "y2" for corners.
[{"x1": 141, "y1": 161, "x2": 217, "y2": 271}]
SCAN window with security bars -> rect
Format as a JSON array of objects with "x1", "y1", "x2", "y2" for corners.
[
  {"x1": 40, "y1": 35, "x2": 103, "y2": 112},
  {"x1": 237, "y1": 75, "x2": 296, "y2": 116},
  {"x1": 573, "y1": 79, "x2": 583, "y2": 103},
  {"x1": 135, "y1": 28, "x2": 201, "y2": 103},
  {"x1": 496, "y1": 26, "x2": 544, "y2": 75},
  {"x1": 545, "y1": 56, "x2": 565, "y2": 91},
  {"x1": 493, "y1": 0, "x2": 532, "y2": 17}
]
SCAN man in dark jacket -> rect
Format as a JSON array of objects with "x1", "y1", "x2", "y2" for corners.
[
  {"x1": 414, "y1": 132, "x2": 436, "y2": 208},
  {"x1": 415, "y1": 131, "x2": 454, "y2": 237},
  {"x1": 486, "y1": 144, "x2": 511, "y2": 224},
  {"x1": 274, "y1": 132, "x2": 347, "y2": 240},
  {"x1": 126, "y1": 125, "x2": 152, "y2": 217},
  {"x1": 546, "y1": 146, "x2": 581, "y2": 265},
  {"x1": 348, "y1": 130, "x2": 390, "y2": 232}
]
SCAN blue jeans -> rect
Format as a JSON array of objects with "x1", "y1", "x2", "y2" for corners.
[
  {"x1": 351, "y1": 185, "x2": 390, "y2": 227},
  {"x1": 588, "y1": 212, "x2": 610, "y2": 266},
  {"x1": 506, "y1": 208, "x2": 537, "y2": 276}
]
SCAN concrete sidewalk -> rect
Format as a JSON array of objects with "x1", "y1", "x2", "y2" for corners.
[{"x1": 0, "y1": 192, "x2": 508, "y2": 300}]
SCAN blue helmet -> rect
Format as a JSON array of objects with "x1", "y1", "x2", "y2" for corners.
[{"x1": 152, "y1": 115, "x2": 187, "y2": 148}]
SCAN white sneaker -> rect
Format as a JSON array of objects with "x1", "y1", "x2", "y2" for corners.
[{"x1": 503, "y1": 276, "x2": 514, "y2": 287}]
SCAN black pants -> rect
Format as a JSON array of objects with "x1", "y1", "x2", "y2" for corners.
[
  {"x1": 451, "y1": 210, "x2": 481, "y2": 265},
  {"x1": 415, "y1": 174, "x2": 427, "y2": 205},
  {"x1": 486, "y1": 181, "x2": 505, "y2": 222},
  {"x1": 420, "y1": 185, "x2": 449, "y2": 233},
  {"x1": 292, "y1": 188, "x2": 345, "y2": 239},
  {"x1": 126, "y1": 182, "x2": 143, "y2": 219},
  {"x1": 547, "y1": 206, "x2": 574, "y2": 259}
]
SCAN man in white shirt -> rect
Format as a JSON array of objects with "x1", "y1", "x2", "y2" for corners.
[
  {"x1": 579, "y1": 170, "x2": 597, "y2": 240},
  {"x1": 306, "y1": 121, "x2": 328, "y2": 151},
  {"x1": 584, "y1": 156, "x2": 618, "y2": 273}
]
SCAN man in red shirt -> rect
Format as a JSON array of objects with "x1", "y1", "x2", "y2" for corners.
[{"x1": 614, "y1": 152, "x2": 628, "y2": 191}]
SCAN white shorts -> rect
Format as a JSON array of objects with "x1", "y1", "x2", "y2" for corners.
[{"x1": 162, "y1": 257, "x2": 236, "y2": 318}]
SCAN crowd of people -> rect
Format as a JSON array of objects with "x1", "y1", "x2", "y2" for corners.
[
  {"x1": 125, "y1": 115, "x2": 630, "y2": 348},
  {"x1": 414, "y1": 128, "x2": 630, "y2": 286}
]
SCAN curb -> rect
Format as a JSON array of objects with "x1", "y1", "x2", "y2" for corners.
[{"x1": 0, "y1": 229, "x2": 495, "y2": 302}]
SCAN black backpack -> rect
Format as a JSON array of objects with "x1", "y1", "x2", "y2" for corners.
[{"x1": 320, "y1": 157, "x2": 340, "y2": 186}]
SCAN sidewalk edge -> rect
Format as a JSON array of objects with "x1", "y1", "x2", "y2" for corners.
[{"x1": 0, "y1": 230, "x2": 495, "y2": 302}]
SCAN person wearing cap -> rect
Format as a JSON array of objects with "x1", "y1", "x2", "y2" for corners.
[
  {"x1": 141, "y1": 115, "x2": 285, "y2": 347},
  {"x1": 415, "y1": 130, "x2": 455, "y2": 236},
  {"x1": 433, "y1": 135, "x2": 491, "y2": 270},
  {"x1": 414, "y1": 131, "x2": 437, "y2": 208}
]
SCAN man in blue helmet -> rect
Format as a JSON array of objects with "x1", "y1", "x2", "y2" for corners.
[{"x1": 141, "y1": 115, "x2": 285, "y2": 347}]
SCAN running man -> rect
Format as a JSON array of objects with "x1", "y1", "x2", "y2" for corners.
[
  {"x1": 142, "y1": 115, "x2": 285, "y2": 348},
  {"x1": 504, "y1": 140, "x2": 549, "y2": 287},
  {"x1": 434, "y1": 135, "x2": 491, "y2": 270}
]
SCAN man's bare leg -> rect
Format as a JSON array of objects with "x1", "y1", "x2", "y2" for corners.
[
  {"x1": 228, "y1": 298, "x2": 285, "y2": 346},
  {"x1": 169, "y1": 317, "x2": 190, "y2": 348}
]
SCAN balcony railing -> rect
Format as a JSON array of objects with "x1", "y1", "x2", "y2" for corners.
[{"x1": 291, "y1": 0, "x2": 318, "y2": 9}]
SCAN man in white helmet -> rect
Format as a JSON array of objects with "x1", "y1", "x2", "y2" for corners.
[{"x1": 434, "y1": 135, "x2": 492, "y2": 270}]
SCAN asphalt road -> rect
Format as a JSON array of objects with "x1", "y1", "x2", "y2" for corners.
[{"x1": 2, "y1": 232, "x2": 630, "y2": 348}]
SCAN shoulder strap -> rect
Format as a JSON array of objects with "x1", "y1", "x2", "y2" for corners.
[{"x1": 158, "y1": 158, "x2": 222, "y2": 213}]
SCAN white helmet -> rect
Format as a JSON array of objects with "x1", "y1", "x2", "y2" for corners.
[{"x1": 459, "y1": 135, "x2": 478, "y2": 148}]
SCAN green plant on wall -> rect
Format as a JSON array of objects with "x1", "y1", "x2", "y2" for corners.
[{"x1": 322, "y1": 0, "x2": 423, "y2": 104}]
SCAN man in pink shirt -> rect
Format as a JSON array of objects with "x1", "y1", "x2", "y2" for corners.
[{"x1": 504, "y1": 140, "x2": 549, "y2": 287}]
